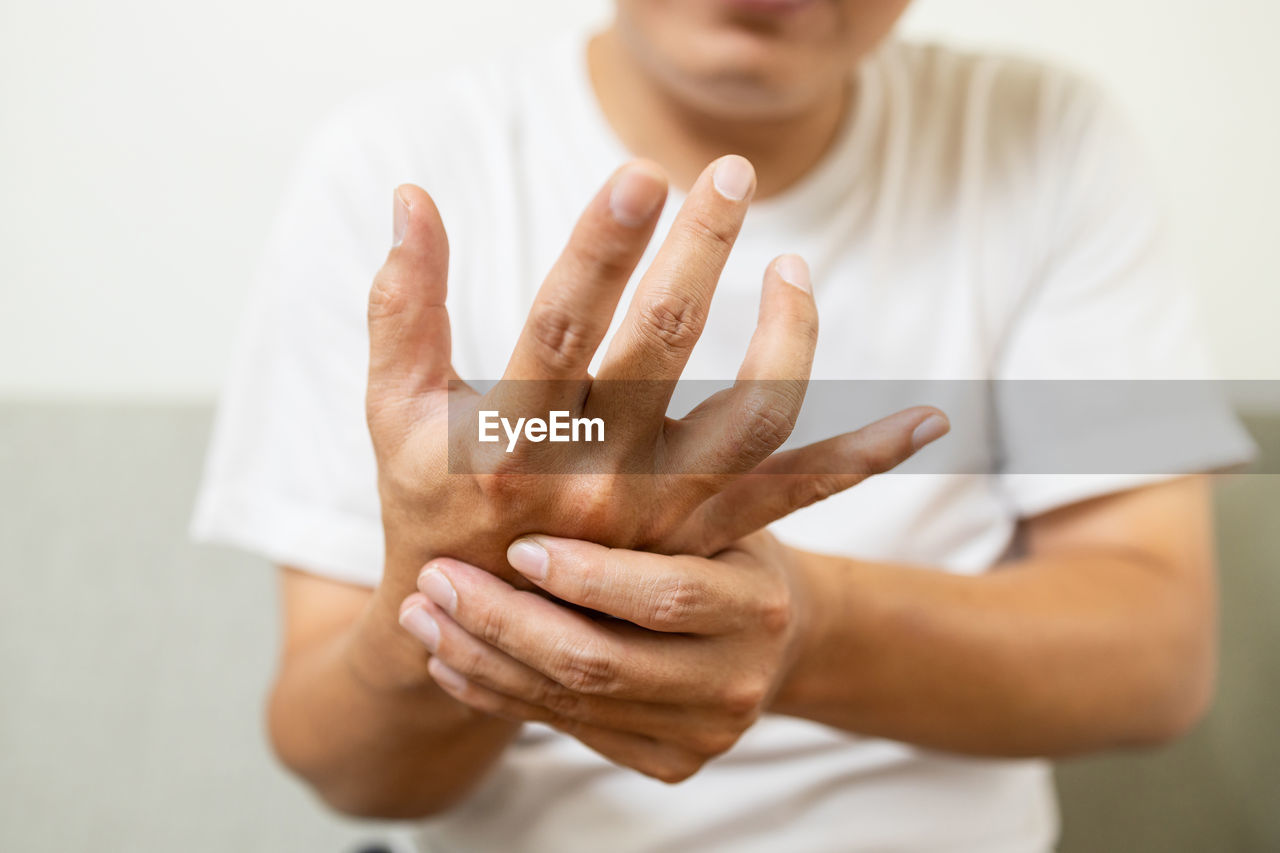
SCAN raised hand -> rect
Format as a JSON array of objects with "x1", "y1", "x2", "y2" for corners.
[{"x1": 366, "y1": 156, "x2": 946, "y2": 607}]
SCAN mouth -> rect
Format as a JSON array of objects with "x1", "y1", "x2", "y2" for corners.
[{"x1": 719, "y1": 0, "x2": 820, "y2": 15}]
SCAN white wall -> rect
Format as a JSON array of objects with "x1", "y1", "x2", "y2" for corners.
[{"x1": 2, "y1": 0, "x2": 1276, "y2": 399}]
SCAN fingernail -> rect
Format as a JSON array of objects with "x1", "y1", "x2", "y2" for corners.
[
  {"x1": 507, "y1": 538, "x2": 548, "y2": 582},
  {"x1": 392, "y1": 188, "x2": 409, "y2": 248},
  {"x1": 609, "y1": 164, "x2": 666, "y2": 227},
  {"x1": 399, "y1": 605, "x2": 439, "y2": 652},
  {"x1": 775, "y1": 254, "x2": 811, "y2": 292},
  {"x1": 428, "y1": 657, "x2": 468, "y2": 692},
  {"x1": 712, "y1": 155, "x2": 754, "y2": 201},
  {"x1": 419, "y1": 567, "x2": 458, "y2": 614},
  {"x1": 911, "y1": 414, "x2": 950, "y2": 451}
]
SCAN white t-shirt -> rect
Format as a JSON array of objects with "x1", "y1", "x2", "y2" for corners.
[{"x1": 192, "y1": 30, "x2": 1252, "y2": 853}]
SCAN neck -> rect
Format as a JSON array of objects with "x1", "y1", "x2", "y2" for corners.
[{"x1": 588, "y1": 28, "x2": 849, "y2": 199}]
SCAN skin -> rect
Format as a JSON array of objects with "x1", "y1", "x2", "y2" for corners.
[
  {"x1": 271, "y1": 150, "x2": 944, "y2": 817},
  {"x1": 596, "y1": 0, "x2": 911, "y2": 195},
  {"x1": 366, "y1": 157, "x2": 939, "y2": 601},
  {"x1": 402, "y1": 476, "x2": 1215, "y2": 782},
  {"x1": 268, "y1": 0, "x2": 1220, "y2": 818}
]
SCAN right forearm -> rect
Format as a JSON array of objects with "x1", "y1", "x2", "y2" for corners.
[{"x1": 268, "y1": 586, "x2": 519, "y2": 819}]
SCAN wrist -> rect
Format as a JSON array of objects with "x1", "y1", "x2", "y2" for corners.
[
  {"x1": 771, "y1": 547, "x2": 846, "y2": 714},
  {"x1": 344, "y1": 576, "x2": 438, "y2": 693}
]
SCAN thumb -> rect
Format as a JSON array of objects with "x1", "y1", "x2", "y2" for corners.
[{"x1": 366, "y1": 184, "x2": 459, "y2": 419}]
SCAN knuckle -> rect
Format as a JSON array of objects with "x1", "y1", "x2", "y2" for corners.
[
  {"x1": 367, "y1": 272, "x2": 409, "y2": 320},
  {"x1": 776, "y1": 300, "x2": 820, "y2": 348},
  {"x1": 527, "y1": 303, "x2": 595, "y2": 372},
  {"x1": 719, "y1": 677, "x2": 769, "y2": 715},
  {"x1": 471, "y1": 602, "x2": 511, "y2": 647},
  {"x1": 447, "y1": 642, "x2": 488, "y2": 680},
  {"x1": 781, "y1": 476, "x2": 814, "y2": 513},
  {"x1": 474, "y1": 466, "x2": 524, "y2": 499},
  {"x1": 782, "y1": 473, "x2": 846, "y2": 513},
  {"x1": 567, "y1": 234, "x2": 637, "y2": 282},
  {"x1": 555, "y1": 640, "x2": 617, "y2": 694},
  {"x1": 566, "y1": 483, "x2": 624, "y2": 542},
  {"x1": 755, "y1": 585, "x2": 793, "y2": 636},
  {"x1": 807, "y1": 473, "x2": 849, "y2": 504},
  {"x1": 684, "y1": 210, "x2": 737, "y2": 255},
  {"x1": 570, "y1": 567, "x2": 608, "y2": 612},
  {"x1": 649, "y1": 576, "x2": 704, "y2": 630},
  {"x1": 638, "y1": 290, "x2": 704, "y2": 351},
  {"x1": 736, "y1": 390, "x2": 797, "y2": 456},
  {"x1": 534, "y1": 679, "x2": 583, "y2": 718}
]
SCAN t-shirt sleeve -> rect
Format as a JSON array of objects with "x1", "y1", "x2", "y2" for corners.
[
  {"x1": 993, "y1": 75, "x2": 1254, "y2": 517},
  {"x1": 190, "y1": 100, "x2": 401, "y2": 587}
]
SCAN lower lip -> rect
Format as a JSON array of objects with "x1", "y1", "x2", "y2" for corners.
[{"x1": 721, "y1": 0, "x2": 819, "y2": 14}]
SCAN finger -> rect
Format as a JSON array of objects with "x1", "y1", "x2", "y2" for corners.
[
  {"x1": 505, "y1": 536, "x2": 752, "y2": 634},
  {"x1": 684, "y1": 407, "x2": 950, "y2": 552},
  {"x1": 426, "y1": 659, "x2": 706, "y2": 783},
  {"x1": 503, "y1": 161, "x2": 667, "y2": 387},
  {"x1": 673, "y1": 255, "x2": 818, "y2": 477},
  {"x1": 401, "y1": 590, "x2": 559, "y2": 701},
  {"x1": 567, "y1": 721, "x2": 706, "y2": 784},
  {"x1": 734, "y1": 255, "x2": 817, "y2": 382},
  {"x1": 416, "y1": 557, "x2": 720, "y2": 702},
  {"x1": 403, "y1": 595, "x2": 745, "y2": 749},
  {"x1": 593, "y1": 155, "x2": 757, "y2": 417},
  {"x1": 367, "y1": 185, "x2": 459, "y2": 415}
]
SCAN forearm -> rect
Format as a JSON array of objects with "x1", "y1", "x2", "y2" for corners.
[
  {"x1": 772, "y1": 545, "x2": 1216, "y2": 757},
  {"x1": 268, "y1": 582, "x2": 519, "y2": 819}
]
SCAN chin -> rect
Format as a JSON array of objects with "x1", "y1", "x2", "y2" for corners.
[
  {"x1": 618, "y1": 0, "x2": 849, "y2": 120},
  {"x1": 649, "y1": 29, "x2": 834, "y2": 118}
]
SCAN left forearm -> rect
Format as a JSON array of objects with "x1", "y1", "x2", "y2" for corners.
[{"x1": 771, "y1": 545, "x2": 1216, "y2": 757}]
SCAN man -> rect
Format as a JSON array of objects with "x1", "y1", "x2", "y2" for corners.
[{"x1": 194, "y1": 1, "x2": 1251, "y2": 849}]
